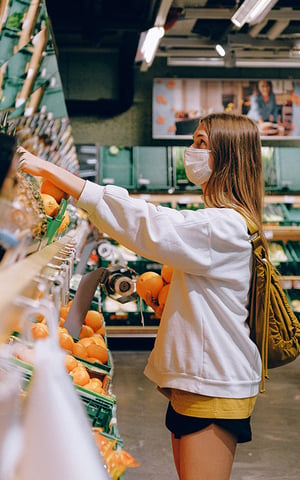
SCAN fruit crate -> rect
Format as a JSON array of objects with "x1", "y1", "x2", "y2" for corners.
[
  {"x1": 78, "y1": 388, "x2": 115, "y2": 433},
  {"x1": 286, "y1": 289, "x2": 300, "y2": 320},
  {"x1": 280, "y1": 204, "x2": 300, "y2": 226},
  {"x1": 103, "y1": 309, "x2": 160, "y2": 327},
  {"x1": 71, "y1": 334, "x2": 112, "y2": 374},
  {"x1": 268, "y1": 240, "x2": 295, "y2": 275},
  {"x1": 286, "y1": 241, "x2": 300, "y2": 276}
]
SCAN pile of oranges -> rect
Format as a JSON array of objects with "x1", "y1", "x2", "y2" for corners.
[
  {"x1": 65, "y1": 354, "x2": 106, "y2": 394},
  {"x1": 28, "y1": 300, "x2": 110, "y2": 393},
  {"x1": 40, "y1": 178, "x2": 70, "y2": 233},
  {"x1": 136, "y1": 264, "x2": 174, "y2": 313}
]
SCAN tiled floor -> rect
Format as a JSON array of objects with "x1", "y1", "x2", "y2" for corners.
[{"x1": 109, "y1": 342, "x2": 300, "y2": 480}]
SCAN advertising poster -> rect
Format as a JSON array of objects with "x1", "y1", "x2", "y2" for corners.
[{"x1": 153, "y1": 78, "x2": 300, "y2": 140}]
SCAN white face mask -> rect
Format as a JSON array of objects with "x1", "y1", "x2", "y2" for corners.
[{"x1": 184, "y1": 148, "x2": 212, "y2": 185}]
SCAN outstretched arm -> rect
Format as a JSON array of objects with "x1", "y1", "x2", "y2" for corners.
[{"x1": 17, "y1": 147, "x2": 86, "y2": 200}]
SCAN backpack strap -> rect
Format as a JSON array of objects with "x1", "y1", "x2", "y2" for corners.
[
  {"x1": 239, "y1": 211, "x2": 271, "y2": 392},
  {"x1": 258, "y1": 253, "x2": 271, "y2": 392}
]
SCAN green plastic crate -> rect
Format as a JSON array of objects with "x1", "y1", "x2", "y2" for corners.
[{"x1": 79, "y1": 389, "x2": 115, "y2": 433}]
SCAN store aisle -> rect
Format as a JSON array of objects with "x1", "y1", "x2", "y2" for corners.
[{"x1": 110, "y1": 347, "x2": 300, "y2": 480}]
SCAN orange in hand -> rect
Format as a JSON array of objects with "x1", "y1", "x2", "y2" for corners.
[
  {"x1": 161, "y1": 264, "x2": 174, "y2": 284},
  {"x1": 41, "y1": 179, "x2": 66, "y2": 203},
  {"x1": 136, "y1": 271, "x2": 164, "y2": 301},
  {"x1": 158, "y1": 284, "x2": 170, "y2": 306}
]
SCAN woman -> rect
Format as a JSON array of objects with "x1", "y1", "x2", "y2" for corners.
[
  {"x1": 18, "y1": 113, "x2": 265, "y2": 480},
  {"x1": 247, "y1": 80, "x2": 278, "y2": 124}
]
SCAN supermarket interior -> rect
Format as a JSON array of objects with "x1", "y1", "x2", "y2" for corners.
[{"x1": 1, "y1": 0, "x2": 300, "y2": 479}]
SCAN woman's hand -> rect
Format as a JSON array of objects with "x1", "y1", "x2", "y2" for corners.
[
  {"x1": 17, "y1": 146, "x2": 47, "y2": 177},
  {"x1": 16, "y1": 146, "x2": 86, "y2": 199},
  {"x1": 145, "y1": 291, "x2": 164, "y2": 319}
]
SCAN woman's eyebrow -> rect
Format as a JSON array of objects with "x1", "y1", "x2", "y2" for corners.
[{"x1": 194, "y1": 130, "x2": 208, "y2": 140}]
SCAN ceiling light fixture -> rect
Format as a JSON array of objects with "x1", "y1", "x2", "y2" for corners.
[
  {"x1": 167, "y1": 57, "x2": 300, "y2": 68},
  {"x1": 136, "y1": 0, "x2": 173, "y2": 71},
  {"x1": 140, "y1": 26, "x2": 165, "y2": 67},
  {"x1": 215, "y1": 44, "x2": 226, "y2": 57},
  {"x1": 231, "y1": 0, "x2": 278, "y2": 29}
]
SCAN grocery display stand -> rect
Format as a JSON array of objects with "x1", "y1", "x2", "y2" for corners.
[{"x1": 0, "y1": 214, "x2": 140, "y2": 479}]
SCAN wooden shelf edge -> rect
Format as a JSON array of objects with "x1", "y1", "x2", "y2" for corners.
[
  {"x1": 0, "y1": 230, "x2": 78, "y2": 341},
  {"x1": 106, "y1": 325, "x2": 158, "y2": 337}
]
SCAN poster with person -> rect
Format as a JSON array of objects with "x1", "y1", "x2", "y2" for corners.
[{"x1": 152, "y1": 78, "x2": 298, "y2": 140}]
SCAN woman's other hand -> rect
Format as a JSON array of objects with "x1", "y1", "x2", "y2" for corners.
[
  {"x1": 145, "y1": 291, "x2": 164, "y2": 319},
  {"x1": 17, "y1": 146, "x2": 47, "y2": 177}
]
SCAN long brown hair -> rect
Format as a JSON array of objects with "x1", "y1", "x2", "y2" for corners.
[{"x1": 200, "y1": 112, "x2": 268, "y2": 252}]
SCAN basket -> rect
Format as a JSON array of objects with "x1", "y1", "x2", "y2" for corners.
[{"x1": 46, "y1": 199, "x2": 68, "y2": 244}]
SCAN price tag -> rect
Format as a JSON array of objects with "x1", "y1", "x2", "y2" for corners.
[
  {"x1": 178, "y1": 196, "x2": 191, "y2": 204},
  {"x1": 264, "y1": 229, "x2": 274, "y2": 239},
  {"x1": 284, "y1": 196, "x2": 295, "y2": 204},
  {"x1": 140, "y1": 194, "x2": 151, "y2": 201}
]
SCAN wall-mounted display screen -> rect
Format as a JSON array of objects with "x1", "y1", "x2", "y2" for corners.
[{"x1": 152, "y1": 78, "x2": 300, "y2": 140}]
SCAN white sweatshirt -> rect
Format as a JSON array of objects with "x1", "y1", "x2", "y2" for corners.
[{"x1": 77, "y1": 181, "x2": 262, "y2": 398}]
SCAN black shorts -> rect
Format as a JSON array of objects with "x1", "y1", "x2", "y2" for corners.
[{"x1": 165, "y1": 402, "x2": 252, "y2": 443}]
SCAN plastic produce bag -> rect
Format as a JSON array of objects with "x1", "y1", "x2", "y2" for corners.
[{"x1": 15, "y1": 299, "x2": 109, "y2": 480}]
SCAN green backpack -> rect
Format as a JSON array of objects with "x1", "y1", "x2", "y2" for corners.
[{"x1": 245, "y1": 216, "x2": 300, "y2": 392}]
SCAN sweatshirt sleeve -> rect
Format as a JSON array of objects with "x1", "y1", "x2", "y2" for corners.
[{"x1": 76, "y1": 181, "x2": 212, "y2": 272}]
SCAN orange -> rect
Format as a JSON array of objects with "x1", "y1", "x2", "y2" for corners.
[
  {"x1": 57, "y1": 211, "x2": 70, "y2": 233},
  {"x1": 77, "y1": 337, "x2": 96, "y2": 348},
  {"x1": 87, "y1": 343, "x2": 108, "y2": 364},
  {"x1": 79, "y1": 325, "x2": 94, "y2": 338},
  {"x1": 136, "y1": 271, "x2": 164, "y2": 301},
  {"x1": 71, "y1": 366, "x2": 90, "y2": 386},
  {"x1": 58, "y1": 326, "x2": 68, "y2": 335},
  {"x1": 36, "y1": 313, "x2": 45, "y2": 322},
  {"x1": 58, "y1": 316, "x2": 65, "y2": 327},
  {"x1": 84, "y1": 310, "x2": 104, "y2": 332},
  {"x1": 95, "y1": 325, "x2": 106, "y2": 337},
  {"x1": 32, "y1": 322, "x2": 49, "y2": 340},
  {"x1": 65, "y1": 354, "x2": 78, "y2": 372},
  {"x1": 72, "y1": 342, "x2": 89, "y2": 359},
  {"x1": 161, "y1": 264, "x2": 174, "y2": 284},
  {"x1": 41, "y1": 193, "x2": 59, "y2": 217},
  {"x1": 41, "y1": 179, "x2": 66, "y2": 203},
  {"x1": 93, "y1": 334, "x2": 106, "y2": 347},
  {"x1": 59, "y1": 305, "x2": 70, "y2": 320},
  {"x1": 58, "y1": 331, "x2": 74, "y2": 352},
  {"x1": 158, "y1": 284, "x2": 170, "y2": 306},
  {"x1": 85, "y1": 378, "x2": 103, "y2": 394},
  {"x1": 90, "y1": 377, "x2": 103, "y2": 388}
]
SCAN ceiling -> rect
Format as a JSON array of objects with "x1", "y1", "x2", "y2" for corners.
[{"x1": 46, "y1": 0, "x2": 300, "y2": 69}]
